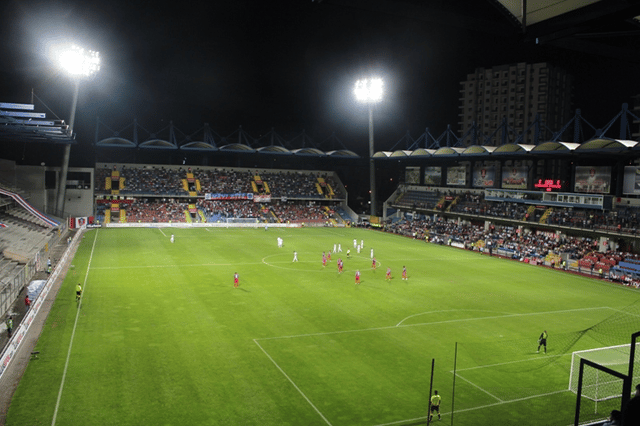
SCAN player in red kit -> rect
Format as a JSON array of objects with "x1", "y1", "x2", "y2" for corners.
[
  {"x1": 402, "y1": 266, "x2": 408, "y2": 280},
  {"x1": 338, "y1": 258, "x2": 343, "y2": 273},
  {"x1": 233, "y1": 272, "x2": 239, "y2": 288},
  {"x1": 327, "y1": 251, "x2": 331, "y2": 262},
  {"x1": 355, "y1": 269, "x2": 361, "y2": 285},
  {"x1": 371, "y1": 257, "x2": 377, "y2": 270},
  {"x1": 386, "y1": 267, "x2": 392, "y2": 281},
  {"x1": 322, "y1": 252, "x2": 327, "y2": 268}
]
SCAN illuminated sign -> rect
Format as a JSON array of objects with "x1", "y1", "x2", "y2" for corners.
[{"x1": 534, "y1": 179, "x2": 563, "y2": 192}]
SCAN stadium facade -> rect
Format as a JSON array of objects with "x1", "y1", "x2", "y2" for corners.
[{"x1": 458, "y1": 62, "x2": 574, "y2": 145}]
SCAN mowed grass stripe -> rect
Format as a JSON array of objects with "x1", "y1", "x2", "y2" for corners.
[{"x1": 5, "y1": 227, "x2": 640, "y2": 426}]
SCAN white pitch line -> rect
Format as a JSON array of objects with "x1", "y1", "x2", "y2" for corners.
[
  {"x1": 157, "y1": 227, "x2": 167, "y2": 237},
  {"x1": 254, "y1": 339, "x2": 333, "y2": 426},
  {"x1": 452, "y1": 353, "x2": 566, "y2": 372},
  {"x1": 257, "y1": 306, "x2": 614, "y2": 341},
  {"x1": 51, "y1": 229, "x2": 98, "y2": 426},
  {"x1": 371, "y1": 415, "x2": 427, "y2": 426},
  {"x1": 454, "y1": 373, "x2": 503, "y2": 402},
  {"x1": 603, "y1": 306, "x2": 640, "y2": 319},
  {"x1": 395, "y1": 306, "x2": 614, "y2": 328},
  {"x1": 445, "y1": 388, "x2": 568, "y2": 416},
  {"x1": 396, "y1": 309, "x2": 505, "y2": 327},
  {"x1": 370, "y1": 389, "x2": 569, "y2": 426}
]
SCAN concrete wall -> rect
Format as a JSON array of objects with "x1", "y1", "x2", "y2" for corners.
[{"x1": 3, "y1": 161, "x2": 94, "y2": 219}]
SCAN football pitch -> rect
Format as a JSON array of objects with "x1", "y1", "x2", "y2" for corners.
[{"x1": 6, "y1": 227, "x2": 640, "y2": 426}]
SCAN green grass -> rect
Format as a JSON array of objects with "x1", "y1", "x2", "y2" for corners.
[{"x1": 6, "y1": 227, "x2": 640, "y2": 426}]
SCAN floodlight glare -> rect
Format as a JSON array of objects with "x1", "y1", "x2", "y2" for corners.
[
  {"x1": 354, "y1": 78, "x2": 383, "y2": 103},
  {"x1": 59, "y1": 45, "x2": 100, "y2": 77},
  {"x1": 354, "y1": 77, "x2": 384, "y2": 217},
  {"x1": 54, "y1": 44, "x2": 101, "y2": 217}
]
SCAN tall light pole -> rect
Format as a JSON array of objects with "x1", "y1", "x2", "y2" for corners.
[
  {"x1": 54, "y1": 45, "x2": 100, "y2": 217},
  {"x1": 354, "y1": 78, "x2": 383, "y2": 217}
]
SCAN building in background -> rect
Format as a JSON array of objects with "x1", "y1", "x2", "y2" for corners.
[{"x1": 458, "y1": 62, "x2": 573, "y2": 145}]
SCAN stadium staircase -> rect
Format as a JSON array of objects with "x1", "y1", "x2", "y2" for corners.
[
  {"x1": 545, "y1": 253, "x2": 562, "y2": 267},
  {"x1": 258, "y1": 204, "x2": 272, "y2": 222},
  {"x1": 445, "y1": 196, "x2": 459, "y2": 212},
  {"x1": 197, "y1": 209, "x2": 206, "y2": 223},
  {"x1": 184, "y1": 172, "x2": 200, "y2": 197},
  {"x1": 119, "y1": 208, "x2": 126, "y2": 223},
  {"x1": 184, "y1": 206, "x2": 193, "y2": 223},
  {"x1": 105, "y1": 169, "x2": 123, "y2": 195},
  {"x1": 109, "y1": 203, "x2": 120, "y2": 223},
  {"x1": 316, "y1": 177, "x2": 334, "y2": 199},
  {"x1": 524, "y1": 205, "x2": 536, "y2": 221},
  {"x1": 323, "y1": 206, "x2": 340, "y2": 225},
  {"x1": 104, "y1": 209, "x2": 111, "y2": 224},
  {"x1": 326, "y1": 184, "x2": 335, "y2": 198},
  {"x1": 252, "y1": 175, "x2": 270, "y2": 194},
  {"x1": 539, "y1": 207, "x2": 553, "y2": 223}
]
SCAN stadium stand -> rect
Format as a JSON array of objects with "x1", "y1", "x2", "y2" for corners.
[
  {"x1": 0, "y1": 189, "x2": 66, "y2": 320},
  {"x1": 94, "y1": 164, "x2": 350, "y2": 225}
]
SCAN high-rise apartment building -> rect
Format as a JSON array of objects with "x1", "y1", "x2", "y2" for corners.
[{"x1": 458, "y1": 63, "x2": 573, "y2": 145}]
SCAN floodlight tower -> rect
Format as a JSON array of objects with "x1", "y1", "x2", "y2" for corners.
[
  {"x1": 354, "y1": 78, "x2": 383, "y2": 217},
  {"x1": 54, "y1": 45, "x2": 100, "y2": 216}
]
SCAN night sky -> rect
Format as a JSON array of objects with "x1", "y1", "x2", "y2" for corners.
[{"x1": 1, "y1": 0, "x2": 639, "y2": 164}]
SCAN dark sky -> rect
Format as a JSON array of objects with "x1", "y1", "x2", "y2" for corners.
[{"x1": 1, "y1": 0, "x2": 639, "y2": 161}]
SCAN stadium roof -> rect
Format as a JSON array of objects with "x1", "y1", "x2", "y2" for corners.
[
  {"x1": 330, "y1": 0, "x2": 640, "y2": 62},
  {"x1": 494, "y1": 0, "x2": 609, "y2": 27},
  {"x1": 95, "y1": 120, "x2": 360, "y2": 158},
  {"x1": 179, "y1": 141, "x2": 217, "y2": 151},
  {"x1": 0, "y1": 102, "x2": 75, "y2": 145},
  {"x1": 374, "y1": 138, "x2": 639, "y2": 160}
]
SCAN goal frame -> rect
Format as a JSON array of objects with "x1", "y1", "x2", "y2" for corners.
[
  {"x1": 573, "y1": 358, "x2": 628, "y2": 425},
  {"x1": 572, "y1": 331, "x2": 640, "y2": 426},
  {"x1": 569, "y1": 343, "x2": 638, "y2": 397}
]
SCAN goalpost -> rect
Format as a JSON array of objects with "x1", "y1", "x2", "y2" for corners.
[
  {"x1": 570, "y1": 332, "x2": 640, "y2": 425},
  {"x1": 569, "y1": 342, "x2": 640, "y2": 402}
]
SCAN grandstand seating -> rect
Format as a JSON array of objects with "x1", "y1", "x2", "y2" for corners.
[
  {"x1": 94, "y1": 165, "x2": 347, "y2": 224},
  {"x1": 390, "y1": 187, "x2": 640, "y2": 238},
  {"x1": 393, "y1": 190, "x2": 440, "y2": 210},
  {"x1": 0, "y1": 198, "x2": 59, "y2": 320}
]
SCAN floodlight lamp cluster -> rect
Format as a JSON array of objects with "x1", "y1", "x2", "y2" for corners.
[
  {"x1": 59, "y1": 45, "x2": 100, "y2": 77},
  {"x1": 354, "y1": 78, "x2": 383, "y2": 103}
]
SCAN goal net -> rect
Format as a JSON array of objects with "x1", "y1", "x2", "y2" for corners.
[{"x1": 569, "y1": 342, "x2": 640, "y2": 402}]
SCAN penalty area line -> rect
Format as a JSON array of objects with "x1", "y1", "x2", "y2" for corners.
[
  {"x1": 370, "y1": 389, "x2": 569, "y2": 426},
  {"x1": 453, "y1": 372, "x2": 503, "y2": 402},
  {"x1": 451, "y1": 353, "x2": 566, "y2": 373},
  {"x1": 51, "y1": 229, "x2": 98, "y2": 426},
  {"x1": 396, "y1": 306, "x2": 614, "y2": 327},
  {"x1": 254, "y1": 339, "x2": 333, "y2": 426}
]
